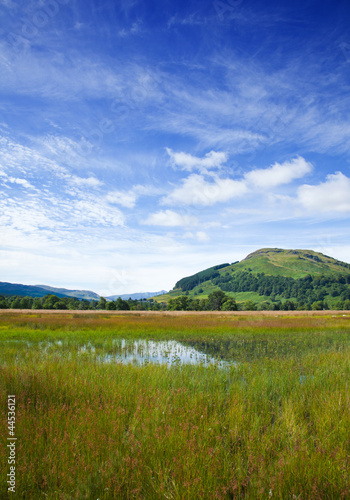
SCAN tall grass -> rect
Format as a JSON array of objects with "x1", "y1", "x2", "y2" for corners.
[{"x1": 1, "y1": 312, "x2": 350, "y2": 498}]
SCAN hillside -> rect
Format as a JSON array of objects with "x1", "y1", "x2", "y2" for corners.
[
  {"x1": 0, "y1": 282, "x2": 71, "y2": 299},
  {"x1": 155, "y1": 248, "x2": 350, "y2": 307},
  {"x1": 36, "y1": 285, "x2": 100, "y2": 301},
  {"x1": 0, "y1": 282, "x2": 100, "y2": 300}
]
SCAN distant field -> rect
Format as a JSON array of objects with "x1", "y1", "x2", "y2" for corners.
[{"x1": 1, "y1": 312, "x2": 350, "y2": 498}]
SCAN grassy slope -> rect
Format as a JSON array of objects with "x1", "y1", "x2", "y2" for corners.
[
  {"x1": 234, "y1": 248, "x2": 350, "y2": 278},
  {"x1": 155, "y1": 248, "x2": 350, "y2": 304},
  {"x1": 155, "y1": 285, "x2": 268, "y2": 305}
]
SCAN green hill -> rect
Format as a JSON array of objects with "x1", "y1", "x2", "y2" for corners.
[
  {"x1": 154, "y1": 248, "x2": 350, "y2": 307},
  {"x1": 235, "y1": 248, "x2": 350, "y2": 278}
]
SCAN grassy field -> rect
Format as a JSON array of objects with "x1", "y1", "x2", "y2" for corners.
[{"x1": 1, "y1": 311, "x2": 350, "y2": 499}]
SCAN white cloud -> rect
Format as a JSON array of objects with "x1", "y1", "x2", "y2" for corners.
[
  {"x1": 69, "y1": 175, "x2": 103, "y2": 188},
  {"x1": 196, "y1": 231, "x2": 210, "y2": 242},
  {"x1": 182, "y1": 231, "x2": 210, "y2": 242},
  {"x1": 162, "y1": 174, "x2": 247, "y2": 206},
  {"x1": 106, "y1": 189, "x2": 137, "y2": 208},
  {"x1": 9, "y1": 177, "x2": 34, "y2": 189},
  {"x1": 297, "y1": 172, "x2": 350, "y2": 213},
  {"x1": 166, "y1": 148, "x2": 227, "y2": 173},
  {"x1": 72, "y1": 199, "x2": 125, "y2": 226},
  {"x1": 245, "y1": 157, "x2": 313, "y2": 189},
  {"x1": 133, "y1": 184, "x2": 164, "y2": 196},
  {"x1": 144, "y1": 210, "x2": 198, "y2": 226},
  {"x1": 0, "y1": 173, "x2": 34, "y2": 189},
  {"x1": 162, "y1": 155, "x2": 313, "y2": 209},
  {"x1": 105, "y1": 184, "x2": 161, "y2": 208}
]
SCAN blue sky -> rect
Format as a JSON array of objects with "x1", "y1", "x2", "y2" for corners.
[{"x1": 0, "y1": 0, "x2": 350, "y2": 295}]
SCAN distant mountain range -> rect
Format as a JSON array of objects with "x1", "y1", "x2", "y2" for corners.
[
  {"x1": 0, "y1": 281, "x2": 167, "y2": 302},
  {"x1": 35, "y1": 285, "x2": 100, "y2": 301},
  {"x1": 107, "y1": 291, "x2": 167, "y2": 300},
  {"x1": 0, "y1": 282, "x2": 73, "y2": 299},
  {"x1": 0, "y1": 282, "x2": 100, "y2": 300}
]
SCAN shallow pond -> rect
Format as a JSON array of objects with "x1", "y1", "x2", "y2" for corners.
[
  {"x1": 81, "y1": 339, "x2": 230, "y2": 367},
  {"x1": 4, "y1": 338, "x2": 230, "y2": 367}
]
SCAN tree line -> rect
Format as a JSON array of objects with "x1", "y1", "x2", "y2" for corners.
[
  {"x1": 167, "y1": 290, "x2": 350, "y2": 311},
  {"x1": 1, "y1": 289, "x2": 350, "y2": 312},
  {"x1": 0, "y1": 294, "x2": 132, "y2": 311}
]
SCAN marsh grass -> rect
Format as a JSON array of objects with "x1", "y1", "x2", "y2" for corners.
[{"x1": 1, "y1": 312, "x2": 350, "y2": 498}]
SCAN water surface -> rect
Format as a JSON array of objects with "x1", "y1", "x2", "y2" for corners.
[{"x1": 88, "y1": 339, "x2": 229, "y2": 367}]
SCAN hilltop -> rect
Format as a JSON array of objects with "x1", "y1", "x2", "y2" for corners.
[
  {"x1": 155, "y1": 248, "x2": 350, "y2": 308},
  {"x1": 237, "y1": 248, "x2": 350, "y2": 278}
]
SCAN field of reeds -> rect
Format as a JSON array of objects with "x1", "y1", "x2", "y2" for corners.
[{"x1": 1, "y1": 311, "x2": 350, "y2": 499}]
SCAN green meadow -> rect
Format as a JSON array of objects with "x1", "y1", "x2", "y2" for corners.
[{"x1": 1, "y1": 311, "x2": 350, "y2": 499}]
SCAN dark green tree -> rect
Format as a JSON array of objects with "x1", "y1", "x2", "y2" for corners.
[
  {"x1": 115, "y1": 297, "x2": 130, "y2": 310},
  {"x1": 42, "y1": 294, "x2": 60, "y2": 310},
  {"x1": 0, "y1": 296, "x2": 9, "y2": 309},
  {"x1": 96, "y1": 297, "x2": 107, "y2": 310},
  {"x1": 221, "y1": 297, "x2": 238, "y2": 311},
  {"x1": 11, "y1": 297, "x2": 22, "y2": 309},
  {"x1": 106, "y1": 301, "x2": 116, "y2": 310},
  {"x1": 54, "y1": 300, "x2": 68, "y2": 310},
  {"x1": 243, "y1": 300, "x2": 257, "y2": 311},
  {"x1": 32, "y1": 297, "x2": 43, "y2": 309},
  {"x1": 207, "y1": 290, "x2": 228, "y2": 310},
  {"x1": 168, "y1": 296, "x2": 190, "y2": 311},
  {"x1": 20, "y1": 296, "x2": 33, "y2": 309}
]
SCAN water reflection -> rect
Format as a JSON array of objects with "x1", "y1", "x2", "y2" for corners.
[
  {"x1": 95, "y1": 339, "x2": 229, "y2": 367},
  {"x1": 4, "y1": 338, "x2": 229, "y2": 366}
]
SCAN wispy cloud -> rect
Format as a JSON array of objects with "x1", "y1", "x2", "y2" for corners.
[
  {"x1": 0, "y1": 169, "x2": 35, "y2": 190},
  {"x1": 1, "y1": 30, "x2": 350, "y2": 158},
  {"x1": 0, "y1": 136, "x2": 126, "y2": 232},
  {"x1": 106, "y1": 189, "x2": 138, "y2": 208},
  {"x1": 68, "y1": 175, "x2": 103, "y2": 188},
  {"x1": 144, "y1": 210, "x2": 198, "y2": 227},
  {"x1": 183, "y1": 230, "x2": 210, "y2": 242},
  {"x1": 118, "y1": 20, "x2": 143, "y2": 37}
]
